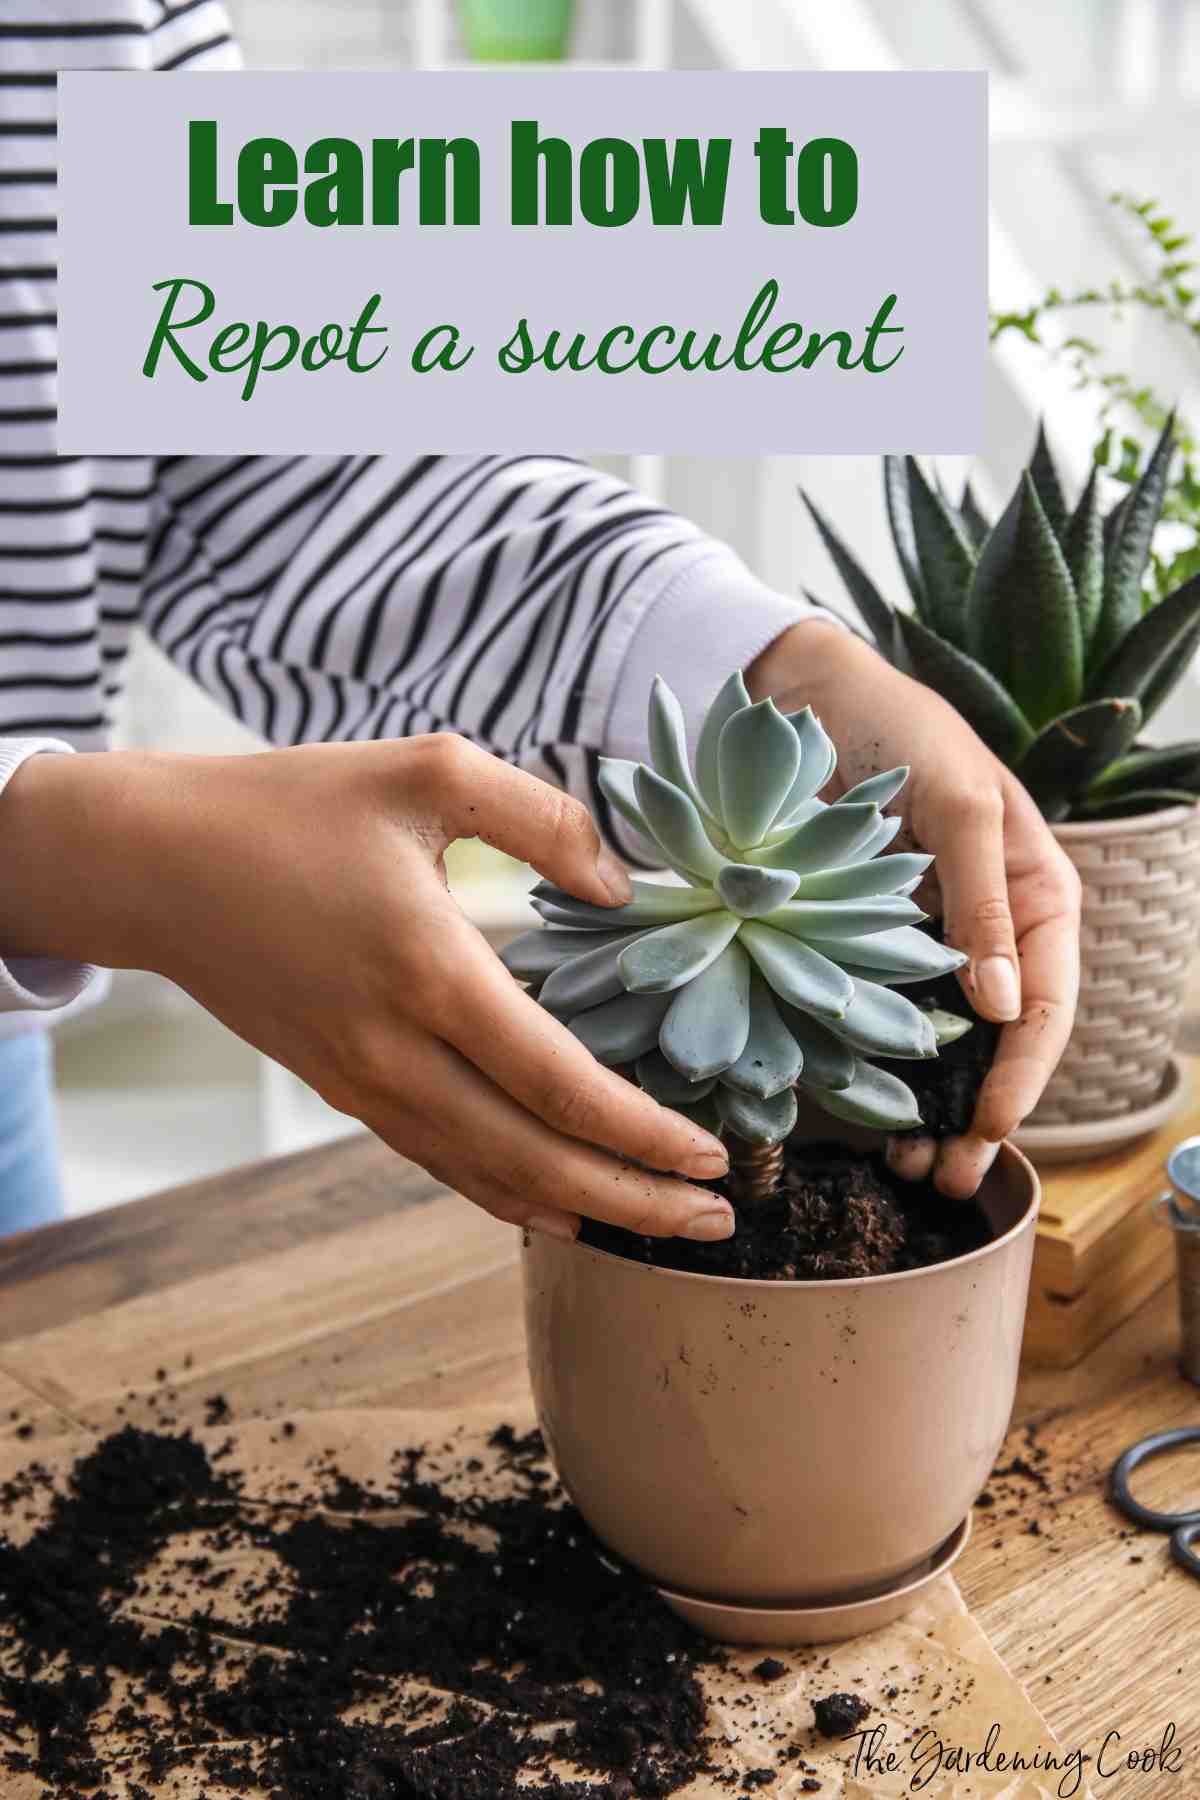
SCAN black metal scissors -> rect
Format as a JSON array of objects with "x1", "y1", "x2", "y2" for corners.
[{"x1": 1109, "y1": 1427, "x2": 1200, "y2": 1578}]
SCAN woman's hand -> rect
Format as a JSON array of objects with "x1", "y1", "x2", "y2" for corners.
[
  {"x1": 748, "y1": 622, "x2": 1082, "y2": 1196},
  {"x1": 0, "y1": 740, "x2": 733, "y2": 1242}
]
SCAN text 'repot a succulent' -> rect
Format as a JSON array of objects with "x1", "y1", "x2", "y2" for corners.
[
  {"x1": 801, "y1": 419, "x2": 1200, "y2": 822},
  {"x1": 501, "y1": 673, "x2": 969, "y2": 1147}
]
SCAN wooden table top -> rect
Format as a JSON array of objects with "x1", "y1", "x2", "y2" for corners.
[{"x1": 1, "y1": 1126, "x2": 1197, "y2": 1796}]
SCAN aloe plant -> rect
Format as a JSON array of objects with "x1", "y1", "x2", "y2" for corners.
[
  {"x1": 802, "y1": 420, "x2": 1200, "y2": 821},
  {"x1": 501, "y1": 673, "x2": 969, "y2": 1162}
]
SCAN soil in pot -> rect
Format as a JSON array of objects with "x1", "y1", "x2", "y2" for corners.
[{"x1": 582, "y1": 1142, "x2": 993, "y2": 1281}]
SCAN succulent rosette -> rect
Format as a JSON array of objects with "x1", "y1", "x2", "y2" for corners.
[{"x1": 501, "y1": 673, "x2": 969, "y2": 1146}]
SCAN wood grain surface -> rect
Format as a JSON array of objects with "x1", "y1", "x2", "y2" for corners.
[{"x1": 1, "y1": 1120, "x2": 1198, "y2": 1794}]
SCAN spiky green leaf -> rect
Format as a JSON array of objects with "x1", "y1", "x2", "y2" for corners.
[
  {"x1": 1087, "y1": 568, "x2": 1200, "y2": 711},
  {"x1": 883, "y1": 454, "x2": 926, "y2": 609},
  {"x1": 619, "y1": 911, "x2": 740, "y2": 995},
  {"x1": 658, "y1": 941, "x2": 751, "y2": 1080},
  {"x1": 1062, "y1": 463, "x2": 1104, "y2": 651},
  {"x1": 894, "y1": 610, "x2": 1035, "y2": 764},
  {"x1": 1087, "y1": 740, "x2": 1200, "y2": 800},
  {"x1": 960, "y1": 480, "x2": 991, "y2": 549},
  {"x1": 905, "y1": 455, "x2": 976, "y2": 647},
  {"x1": 740, "y1": 922, "x2": 854, "y2": 1021},
  {"x1": 801, "y1": 488, "x2": 896, "y2": 644},
  {"x1": 1076, "y1": 787, "x2": 1199, "y2": 820},
  {"x1": 1029, "y1": 421, "x2": 1069, "y2": 539},
  {"x1": 721, "y1": 972, "x2": 804, "y2": 1099},
  {"x1": 1090, "y1": 413, "x2": 1176, "y2": 671},
  {"x1": 1140, "y1": 615, "x2": 1200, "y2": 723},
  {"x1": 717, "y1": 698, "x2": 803, "y2": 847},
  {"x1": 966, "y1": 473, "x2": 1083, "y2": 729},
  {"x1": 1015, "y1": 697, "x2": 1143, "y2": 821}
]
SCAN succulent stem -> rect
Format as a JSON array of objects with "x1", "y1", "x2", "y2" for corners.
[{"x1": 726, "y1": 1134, "x2": 784, "y2": 1207}]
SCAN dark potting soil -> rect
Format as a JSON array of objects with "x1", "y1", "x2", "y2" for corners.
[
  {"x1": 887, "y1": 965, "x2": 1001, "y2": 1141},
  {"x1": 811, "y1": 1693, "x2": 871, "y2": 1739},
  {"x1": 582, "y1": 1143, "x2": 992, "y2": 1282}
]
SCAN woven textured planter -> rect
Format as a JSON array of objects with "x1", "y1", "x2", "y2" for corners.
[{"x1": 1026, "y1": 802, "x2": 1200, "y2": 1131}]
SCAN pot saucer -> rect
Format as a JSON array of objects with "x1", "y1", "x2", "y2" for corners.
[
  {"x1": 1013, "y1": 1054, "x2": 1189, "y2": 1166},
  {"x1": 653, "y1": 1514, "x2": 971, "y2": 1647}
]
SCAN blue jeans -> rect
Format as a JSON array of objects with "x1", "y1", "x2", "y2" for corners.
[{"x1": 0, "y1": 1032, "x2": 65, "y2": 1236}]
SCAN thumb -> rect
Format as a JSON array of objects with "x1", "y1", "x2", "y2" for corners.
[{"x1": 427, "y1": 737, "x2": 632, "y2": 908}]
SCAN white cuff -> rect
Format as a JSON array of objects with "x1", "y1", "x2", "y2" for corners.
[
  {"x1": 603, "y1": 549, "x2": 843, "y2": 766},
  {"x1": 0, "y1": 739, "x2": 99, "y2": 1015}
]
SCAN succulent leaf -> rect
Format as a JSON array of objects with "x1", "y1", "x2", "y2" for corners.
[
  {"x1": 837, "y1": 766, "x2": 908, "y2": 811},
  {"x1": 794, "y1": 852, "x2": 932, "y2": 901},
  {"x1": 769, "y1": 896, "x2": 924, "y2": 939},
  {"x1": 883, "y1": 454, "x2": 927, "y2": 610},
  {"x1": 695, "y1": 670, "x2": 751, "y2": 819},
  {"x1": 647, "y1": 675, "x2": 713, "y2": 822},
  {"x1": 771, "y1": 706, "x2": 838, "y2": 820},
  {"x1": 966, "y1": 472, "x2": 1083, "y2": 729},
  {"x1": 1016, "y1": 698, "x2": 1144, "y2": 822},
  {"x1": 926, "y1": 1007, "x2": 974, "y2": 1046},
  {"x1": 1086, "y1": 567, "x2": 1200, "y2": 712},
  {"x1": 538, "y1": 930, "x2": 653, "y2": 1017},
  {"x1": 905, "y1": 455, "x2": 976, "y2": 647},
  {"x1": 959, "y1": 479, "x2": 991, "y2": 549},
  {"x1": 1028, "y1": 421, "x2": 1069, "y2": 539},
  {"x1": 841, "y1": 812, "x2": 904, "y2": 864},
  {"x1": 716, "y1": 862, "x2": 802, "y2": 917},
  {"x1": 894, "y1": 610, "x2": 1036, "y2": 764},
  {"x1": 718, "y1": 698, "x2": 803, "y2": 848},
  {"x1": 501, "y1": 926, "x2": 631, "y2": 984},
  {"x1": 618, "y1": 910, "x2": 740, "y2": 995},
  {"x1": 1089, "y1": 413, "x2": 1176, "y2": 671},
  {"x1": 1086, "y1": 740, "x2": 1200, "y2": 801},
  {"x1": 597, "y1": 759, "x2": 653, "y2": 843},
  {"x1": 739, "y1": 922, "x2": 854, "y2": 1021},
  {"x1": 1062, "y1": 462, "x2": 1104, "y2": 652},
  {"x1": 659, "y1": 940, "x2": 752, "y2": 1080},
  {"x1": 746, "y1": 801, "x2": 881, "y2": 873},
  {"x1": 715, "y1": 1081, "x2": 798, "y2": 1148},
  {"x1": 530, "y1": 879, "x2": 721, "y2": 929},
  {"x1": 722, "y1": 972, "x2": 805, "y2": 1099},
  {"x1": 828, "y1": 978, "x2": 938, "y2": 1060},
  {"x1": 808, "y1": 925, "x2": 967, "y2": 984},
  {"x1": 801, "y1": 489, "x2": 896, "y2": 644},
  {"x1": 807, "y1": 1060, "x2": 923, "y2": 1132},
  {"x1": 1076, "y1": 787, "x2": 1199, "y2": 819},
  {"x1": 634, "y1": 766, "x2": 727, "y2": 882},
  {"x1": 775, "y1": 1003, "x2": 857, "y2": 1090},
  {"x1": 1140, "y1": 615, "x2": 1200, "y2": 725},
  {"x1": 635, "y1": 1049, "x2": 717, "y2": 1106},
  {"x1": 567, "y1": 990, "x2": 673, "y2": 1065}
]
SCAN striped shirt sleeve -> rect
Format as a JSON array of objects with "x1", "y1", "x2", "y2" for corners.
[{"x1": 144, "y1": 454, "x2": 815, "y2": 861}]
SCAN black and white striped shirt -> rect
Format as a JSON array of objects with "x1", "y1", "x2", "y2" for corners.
[{"x1": 0, "y1": 0, "x2": 809, "y2": 1020}]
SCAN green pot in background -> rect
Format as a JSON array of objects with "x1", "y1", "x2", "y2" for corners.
[{"x1": 458, "y1": 0, "x2": 575, "y2": 61}]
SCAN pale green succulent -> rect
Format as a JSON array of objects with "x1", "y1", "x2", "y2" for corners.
[{"x1": 501, "y1": 674, "x2": 969, "y2": 1147}]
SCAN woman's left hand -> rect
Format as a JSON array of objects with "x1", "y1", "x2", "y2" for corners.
[{"x1": 747, "y1": 621, "x2": 1082, "y2": 1197}]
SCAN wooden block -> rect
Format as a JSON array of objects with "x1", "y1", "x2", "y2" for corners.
[{"x1": 1021, "y1": 1058, "x2": 1198, "y2": 1369}]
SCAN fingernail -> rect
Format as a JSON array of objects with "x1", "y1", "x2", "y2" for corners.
[
  {"x1": 682, "y1": 1142, "x2": 730, "y2": 1178},
  {"x1": 682, "y1": 1207, "x2": 735, "y2": 1242},
  {"x1": 524, "y1": 1213, "x2": 579, "y2": 1242},
  {"x1": 595, "y1": 848, "x2": 632, "y2": 905},
  {"x1": 975, "y1": 955, "x2": 1021, "y2": 1021}
]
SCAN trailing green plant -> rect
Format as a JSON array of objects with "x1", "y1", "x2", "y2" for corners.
[
  {"x1": 801, "y1": 419, "x2": 1200, "y2": 823},
  {"x1": 501, "y1": 673, "x2": 969, "y2": 1153},
  {"x1": 992, "y1": 192, "x2": 1200, "y2": 600}
]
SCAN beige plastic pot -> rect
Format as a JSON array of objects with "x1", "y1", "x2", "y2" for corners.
[
  {"x1": 1017, "y1": 801, "x2": 1200, "y2": 1159},
  {"x1": 524, "y1": 1142, "x2": 1038, "y2": 1609}
]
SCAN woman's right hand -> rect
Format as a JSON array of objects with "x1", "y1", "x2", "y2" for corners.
[{"x1": 0, "y1": 739, "x2": 734, "y2": 1243}]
